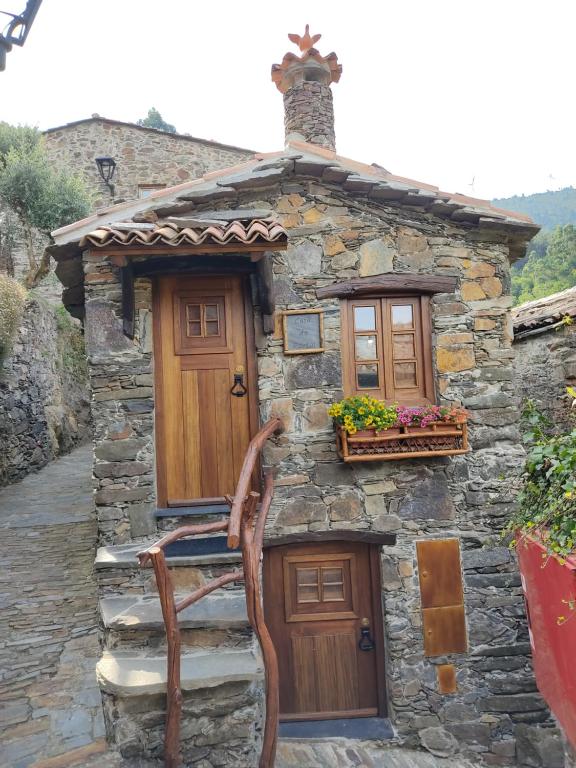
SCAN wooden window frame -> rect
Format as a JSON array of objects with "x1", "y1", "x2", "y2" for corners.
[{"x1": 341, "y1": 293, "x2": 435, "y2": 405}]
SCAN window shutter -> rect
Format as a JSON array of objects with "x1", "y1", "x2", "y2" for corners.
[{"x1": 416, "y1": 539, "x2": 467, "y2": 656}]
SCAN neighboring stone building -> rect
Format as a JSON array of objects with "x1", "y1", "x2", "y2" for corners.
[
  {"x1": 48, "y1": 29, "x2": 562, "y2": 768},
  {"x1": 44, "y1": 116, "x2": 255, "y2": 209},
  {"x1": 513, "y1": 286, "x2": 576, "y2": 429}
]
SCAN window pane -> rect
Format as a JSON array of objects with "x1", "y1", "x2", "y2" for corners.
[
  {"x1": 354, "y1": 306, "x2": 376, "y2": 331},
  {"x1": 205, "y1": 322, "x2": 220, "y2": 337},
  {"x1": 355, "y1": 335, "x2": 377, "y2": 360},
  {"x1": 186, "y1": 304, "x2": 201, "y2": 321},
  {"x1": 393, "y1": 333, "x2": 416, "y2": 359},
  {"x1": 392, "y1": 304, "x2": 414, "y2": 330},
  {"x1": 205, "y1": 304, "x2": 219, "y2": 322},
  {"x1": 394, "y1": 361, "x2": 418, "y2": 388},
  {"x1": 356, "y1": 364, "x2": 379, "y2": 389},
  {"x1": 296, "y1": 568, "x2": 320, "y2": 603}
]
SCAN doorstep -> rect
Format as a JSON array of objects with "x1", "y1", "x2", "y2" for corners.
[{"x1": 279, "y1": 717, "x2": 394, "y2": 740}]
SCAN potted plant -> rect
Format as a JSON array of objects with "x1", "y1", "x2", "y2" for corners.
[
  {"x1": 328, "y1": 397, "x2": 468, "y2": 462},
  {"x1": 506, "y1": 391, "x2": 576, "y2": 750}
]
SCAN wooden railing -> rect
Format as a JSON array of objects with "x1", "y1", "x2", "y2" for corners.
[{"x1": 138, "y1": 417, "x2": 283, "y2": 768}]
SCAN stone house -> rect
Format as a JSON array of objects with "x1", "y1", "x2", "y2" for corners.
[
  {"x1": 513, "y1": 286, "x2": 576, "y2": 430},
  {"x1": 48, "y1": 30, "x2": 561, "y2": 767}
]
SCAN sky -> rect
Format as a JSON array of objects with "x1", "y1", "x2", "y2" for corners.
[{"x1": 1, "y1": 0, "x2": 575, "y2": 201}]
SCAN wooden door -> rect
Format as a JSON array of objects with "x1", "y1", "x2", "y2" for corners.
[
  {"x1": 263, "y1": 541, "x2": 386, "y2": 721},
  {"x1": 154, "y1": 275, "x2": 254, "y2": 505}
]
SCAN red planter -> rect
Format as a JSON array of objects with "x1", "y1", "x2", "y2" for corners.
[{"x1": 517, "y1": 534, "x2": 576, "y2": 748}]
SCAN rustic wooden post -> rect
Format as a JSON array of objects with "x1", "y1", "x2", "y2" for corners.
[
  {"x1": 148, "y1": 547, "x2": 182, "y2": 768},
  {"x1": 241, "y1": 478, "x2": 280, "y2": 768}
]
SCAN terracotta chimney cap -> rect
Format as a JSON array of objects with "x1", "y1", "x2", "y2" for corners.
[{"x1": 271, "y1": 25, "x2": 342, "y2": 93}]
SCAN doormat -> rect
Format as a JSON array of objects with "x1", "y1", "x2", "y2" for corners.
[{"x1": 279, "y1": 717, "x2": 394, "y2": 740}]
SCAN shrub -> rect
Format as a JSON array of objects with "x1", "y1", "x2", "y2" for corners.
[
  {"x1": 0, "y1": 273, "x2": 27, "y2": 355},
  {"x1": 506, "y1": 396, "x2": 576, "y2": 556}
]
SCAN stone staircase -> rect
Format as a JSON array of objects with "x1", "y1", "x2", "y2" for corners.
[{"x1": 93, "y1": 532, "x2": 264, "y2": 766}]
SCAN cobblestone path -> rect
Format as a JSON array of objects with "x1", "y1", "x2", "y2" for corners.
[{"x1": 0, "y1": 445, "x2": 105, "y2": 768}]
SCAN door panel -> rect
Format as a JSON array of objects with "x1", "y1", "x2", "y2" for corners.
[
  {"x1": 154, "y1": 275, "x2": 253, "y2": 505},
  {"x1": 264, "y1": 541, "x2": 386, "y2": 721}
]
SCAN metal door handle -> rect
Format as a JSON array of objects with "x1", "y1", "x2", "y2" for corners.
[
  {"x1": 358, "y1": 617, "x2": 375, "y2": 651},
  {"x1": 230, "y1": 369, "x2": 247, "y2": 398}
]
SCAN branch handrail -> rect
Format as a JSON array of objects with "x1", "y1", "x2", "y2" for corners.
[
  {"x1": 137, "y1": 416, "x2": 284, "y2": 768},
  {"x1": 227, "y1": 417, "x2": 283, "y2": 549}
]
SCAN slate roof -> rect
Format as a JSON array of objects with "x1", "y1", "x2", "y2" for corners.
[
  {"x1": 512, "y1": 286, "x2": 576, "y2": 336},
  {"x1": 51, "y1": 139, "x2": 538, "y2": 250}
]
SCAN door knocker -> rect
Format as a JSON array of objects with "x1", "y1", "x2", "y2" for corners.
[
  {"x1": 358, "y1": 617, "x2": 375, "y2": 651},
  {"x1": 230, "y1": 367, "x2": 248, "y2": 398}
]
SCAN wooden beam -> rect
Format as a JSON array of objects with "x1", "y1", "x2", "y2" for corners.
[
  {"x1": 120, "y1": 262, "x2": 135, "y2": 339},
  {"x1": 255, "y1": 252, "x2": 275, "y2": 333},
  {"x1": 98, "y1": 241, "x2": 287, "y2": 258},
  {"x1": 316, "y1": 273, "x2": 458, "y2": 299}
]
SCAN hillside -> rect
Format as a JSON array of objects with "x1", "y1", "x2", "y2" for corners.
[
  {"x1": 491, "y1": 188, "x2": 576, "y2": 304},
  {"x1": 492, "y1": 187, "x2": 576, "y2": 230}
]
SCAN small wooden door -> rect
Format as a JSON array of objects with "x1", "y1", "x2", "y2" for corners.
[
  {"x1": 263, "y1": 541, "x2": 386, "y2": 721},
  {"x1": 154, "y1": 275, "x2": 254, "y2": 505}
]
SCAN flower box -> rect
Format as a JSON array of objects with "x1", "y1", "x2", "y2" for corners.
[
  {"x1": 517, "y1": 534, "x2": 576, "y2": 749},
  {"x1": 335, "y1": 418, "x2": 469, "y2": 463}
]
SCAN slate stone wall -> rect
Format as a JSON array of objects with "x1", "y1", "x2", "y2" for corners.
[
  {"x1": 284, "y1": 82, "x2": 336, "y2": 150},
  {"x1": 0, "y1": 299, "x2": 91, "y2": 486},
  {"x1": 44, "y1": 119, "x2": 254, "y2": 209},
  {"x1": 513, "y1": 324, "x2": 576, "y2": 431},
  {"x1": 82, "y1": 179, "x2": 559, "y2": 765}
]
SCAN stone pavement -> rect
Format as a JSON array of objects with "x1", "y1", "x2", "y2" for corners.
[
  {"x1": 75, "y1": 740, "x2": 481, "y2": 768},
  {"x1": 0, "y1": 445, "x2": 105, "y2": 768}
]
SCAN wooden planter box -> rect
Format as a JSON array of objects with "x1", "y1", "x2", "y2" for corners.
[
  {"x1": 335, "y1": 419, "x2": 469, "y2": 462},
  {"x1": 517, "y1": 534, "x2": 576, "y2": 749}
]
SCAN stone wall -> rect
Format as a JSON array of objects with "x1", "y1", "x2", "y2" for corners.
[
  {"x1": 284, "y1": 82, "x2": 336, "y2": 150},
  {"x1": 44, "y1": 118, "x2": 255, "y2": 208},
  {"x1": 513, "y1": 324, "x2": 576, "y2": 430},
  {"x1": 82, "y1": 178, "x2": 558, "y2": 765},
  {"x1": 0, "y1": 299, "x2": 91, "y2": 486}
]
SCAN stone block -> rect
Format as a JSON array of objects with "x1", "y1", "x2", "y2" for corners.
[
  {"x1": 475, "y1": 318, "x2": 497, "y2": 331},
  {"x1": 323, "y1": 234, "x2": 346, "y2": 256},
  {"x1": 93, "y1": 461, "x2": 149, "y2": 478},
  {"x1": 94, "y1": 486, "x2": 149, "y2": 505},
  {"x1": 438, "y1": 332, "x2": 474, "y2": 346},
  {"x1": 286, "y1": 353, "x2": 341, "y2": 389},
  {"x1": 129, "y1": 503, "x2": 156, "y2": 537},
  {"x1": 372, "y1": 513, "x2": 402, "y2": 532},
  {"x1": 465, "y1": 261, "x2": 496, "y2": 278},
  {"x1": 363, "y1": 480, "x2": 396, "y2": 495},
  {"x1": 419, "y1": 726, "x2": 459, "y2": 757},
  {"x1": 462, "y1": 281, "x2": 487, "y2": 301},
  {"x1": 314, "y1": 462, "x2": 355, "y2": 486},
  {"x1": 286, "y1": 241, "x2": 322, "y2": 275},
  {"x1": 358, "y1": 239, "x2": 395, "y2": 276},
  {"x1": 480, "y1": 694, "x2": 548, "y2": 713},
  {"x1": 437, "y1": 346, "x2": 476, "y2": 373},
  {"x1": 302, "y1": 402, "x2": 331, "y2": 432},
  {"x1": 331, "y1": 249, "x2": 358, "y2": 270},
  {"x1": 399, "y1": 474, "x2": 456, "y2": 520},
  {"x1": 329, "y1": 491, "x2": 362, "y2": 521},
  {"x1": 269, "y1": 397, "x2": 295, "y2": 432},
  {"x1": 95, "y1": 438, "x2": 147, "y2": 461},
  {"x1": 515, "y1": 724, "x2": 564, "y2": 767},
  {"x1": 480, "y1": 277, "x2": 503, "y2": 298},
  {"x1": 85, "y1": 299, "x2": 133, "y2": 356},
  {"x1": 275, "y1": 498, "x2": 326, "y2": 526}
]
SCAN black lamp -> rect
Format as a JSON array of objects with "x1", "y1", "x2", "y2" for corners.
[{"x1": 95, "y1": 156, "x2": 116, "y2": 197}]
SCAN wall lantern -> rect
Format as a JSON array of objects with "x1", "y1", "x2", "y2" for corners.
[
  {"x1": 95, "y1": 156, "x2": 116, "y2": 197},
  {"x1": 0, "y1": 0, "x2": 43, "y2": 72}
]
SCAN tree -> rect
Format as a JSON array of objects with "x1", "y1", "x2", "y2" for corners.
[
  {"x1": 0, "y1": 123, "x2": 92, "y2": 287},
  {"x1": 137, "y1": 107, "x2": 177, "y2": 134},
  {"x1": 513, "y1": 225, "x2": 576, "y2": 304}
]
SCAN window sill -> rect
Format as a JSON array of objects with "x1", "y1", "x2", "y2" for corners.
[{"x1": 335, "y1": 420, "x2": 469, "y2": 462}]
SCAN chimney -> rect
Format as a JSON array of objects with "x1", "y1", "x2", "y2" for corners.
[{"x1": 272, "y1": 25, "x2": 342, "y2": 152}]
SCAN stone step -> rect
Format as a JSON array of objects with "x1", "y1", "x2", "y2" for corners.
[
  {"x1": 100, "y1": 592, "x2": 248, "y2": 631},
  {"x1": 95, "y1": 537, "x2": 241, "y2": 571},
  {"x1": 96, "y1": 649, "x2": 263, "y2": 697}
]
